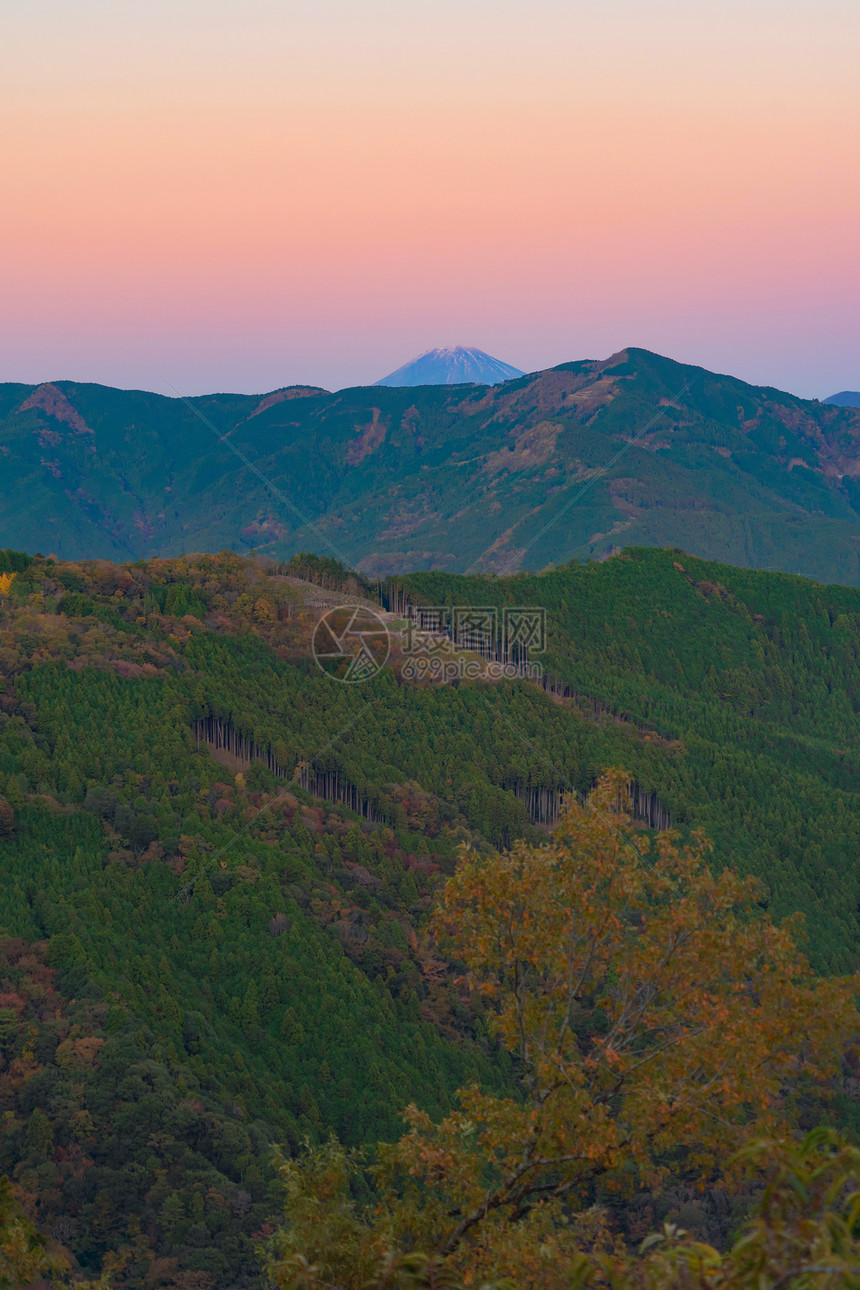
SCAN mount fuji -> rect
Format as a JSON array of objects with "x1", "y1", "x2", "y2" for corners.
[{"x1": 374, "y1": 345, "x2": 524, "y2": 387}]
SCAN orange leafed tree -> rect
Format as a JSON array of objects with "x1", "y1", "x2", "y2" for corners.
[{"x1": 269, "y1": 771, "x2": 860, "y2": 1288}]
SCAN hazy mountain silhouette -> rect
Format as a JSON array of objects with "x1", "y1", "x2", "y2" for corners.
[{"x1": 824, "y1": 391, "x2": 860, "y2": 408}]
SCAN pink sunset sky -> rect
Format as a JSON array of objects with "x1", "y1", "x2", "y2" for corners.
[{"x1": 2, "y1": 0, "x2": 858, "y2": 398}]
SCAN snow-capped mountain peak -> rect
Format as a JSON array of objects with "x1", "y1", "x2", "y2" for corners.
[{"x1": 374, "y1": 345, "x2": 525, "y2": 388}]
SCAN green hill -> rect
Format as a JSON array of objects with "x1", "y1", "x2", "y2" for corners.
[
  {"x1": 2, "y1": 348, "x2": 860, "y2": 582},
  {"x1": 1, "y1": 544, "x2": 860, "y2": 1284}
]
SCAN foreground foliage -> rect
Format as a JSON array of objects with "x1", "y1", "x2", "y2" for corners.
[
  {"x1": 277, "y1": 1130, "x2": 860, "y2": 1288},
  {"x1": 269, "y1": 778, "x2": 860, "y2": 1287}
]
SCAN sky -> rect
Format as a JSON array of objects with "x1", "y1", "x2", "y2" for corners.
[{"x1": 1, "y1": 0, "x2": 858, "y2": 398}]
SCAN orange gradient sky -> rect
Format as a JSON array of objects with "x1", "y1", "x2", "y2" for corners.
[{"x1": 2, "y1": 0, "x2": 858, "y2": 395}]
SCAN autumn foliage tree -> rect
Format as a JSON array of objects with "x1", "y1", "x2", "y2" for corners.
[{"x1": 269, "y1": 772, "x2": 860, "y2": 1288}]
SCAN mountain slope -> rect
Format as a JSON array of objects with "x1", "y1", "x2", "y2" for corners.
[
  {"x1": 2, "y1": 545, "x2": 860, "y2": 1280},
  {"x1": 374, "y1": 345, "x2": 525, "y2": 387},
  {"x1": 825, "y1": 391, "x2": 860, "y2": 408},
  {"x1": 2, "y1": 348, "x2": 860, "y2": 582}
]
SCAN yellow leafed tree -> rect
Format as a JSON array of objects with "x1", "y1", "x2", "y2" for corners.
[{"x1": 268, "y1": 771, "x2": 860, "y2": 1289}]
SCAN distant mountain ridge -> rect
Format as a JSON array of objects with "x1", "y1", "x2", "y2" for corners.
[
  {"x1": 825, "y1": 391, "x2": 860, "y2": 408},
  {"x1": 374, "y1": 345, "x2": 524, "y2": 387},
  {"x1": 2, "y1": 347, "x2": 860, "y2": 583}
]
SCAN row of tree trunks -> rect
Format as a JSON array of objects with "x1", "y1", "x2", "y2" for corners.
[
  {"x1": 626, "y1": 781, "x2": 673, "y2": 831},
  {"x1": 194, "y1": 717, "x2": 377, "y2": 821},
  {"x1": 296, "y1": 766, "x2": 377, "y2": 821},
  {"x1": 384, "y1": 582, "x2": 414, "y2": 616},
  {"x1": 508, "y1": 779, "x2": 673, "y2": 831},
  {"x1": 194, "y1": 714, "x2": 671, "y2": 836},
  {"x1": 194, "y1": 715, "x2": 289, "y2": 777},
  {"x1": 510, "y1": 783, "x2": 563, "y2": 827}
]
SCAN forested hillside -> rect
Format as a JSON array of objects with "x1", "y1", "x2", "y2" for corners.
[
  {"x1": 2, "y1": 347, "x2": 860, "y2": 582},
  {"x1": 1, "y1": 545, "x2": 860, "y2": 1285},
  {"x1": 395, "y1": 548, "x2": 860, "y2": 969}
]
